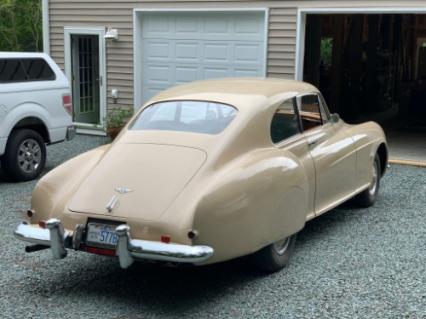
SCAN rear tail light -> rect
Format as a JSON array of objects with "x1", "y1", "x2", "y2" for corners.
[
  {"x1": 62, "y1": 94, "x2": 73, "y2": 116},
  {"x1": 161, "y1": 235, "x2": 171, "y2": 244},
  {"x1": 38, "y1": 220, "x2": 46, "y2": 229}
]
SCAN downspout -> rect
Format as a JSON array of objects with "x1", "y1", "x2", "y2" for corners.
[{"x1": 42, "y1": 0, "x2": 50, "y2": 54}]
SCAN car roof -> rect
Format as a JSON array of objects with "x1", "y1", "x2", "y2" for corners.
[
  {"x1": 148, "y1": 78, "x2": 319, "y2": 109},
  {"x1": 0, "y1": 52, "x2": 50, "y2": 59}
]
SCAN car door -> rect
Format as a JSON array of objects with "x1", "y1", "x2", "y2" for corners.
[
  {"x1": 270, "y1": 97, "x2": 316, "y2": 221},
  {"x1": 297, "y1": 93, "x2": 357, "y2": 216}
]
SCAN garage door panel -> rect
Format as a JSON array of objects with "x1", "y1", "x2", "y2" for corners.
[
  {"x1": 143, "y1": 65, "x2": 172, "y2": 84},
  {"x1": 203, "y1": 43, "x2": 230, "y2": 63},
  {"x1": 144, "y1": 41, "x2": 172, "y2": 60},
  {"x1": 203, "y1": 67, "x2": 230, "y2": 79},
  {"x1": 175, "y1": 15, "x2": 200, "y2": 35},
  {"x1": 203, "y1": 17, "x2": 230, "y2": 35},
  {"x1": 143, "y1": 15, "x2": 172, "y2": 37},
  {"x1": 175, "y1": 42, "x2": 199, "y2": 62},
  {"x1": 175, "y1": 66, "x2": 199, "y2": 83},
  {"x1": 234, "y1": 68, "x2": 260, "y2": 77},
  {"x1": 235, "y1": 16, "x2": 263, "y2": 35},
  {"x1": 234, "y1": 44, "x2": 263, "y2": 63},
  {"x1": 140, "y1": 11, "x2": 266, "y2": 103}
]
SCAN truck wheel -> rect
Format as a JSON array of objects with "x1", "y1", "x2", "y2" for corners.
[
  {"x1": 354, "y1": 154, "x2": 381, "y2": 207},
  {"x1": 1, "y1": 129, "x2": 46, "y2": 182},
  {"x1": 251, "y1": 234, "x2": 297, "y2": 272}
]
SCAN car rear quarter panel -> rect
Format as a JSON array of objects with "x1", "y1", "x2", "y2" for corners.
[
  {"x1": 346, "y1": 121, "x2": 387, "y2": 186},
  {"x1": 191, "y1": 148, "x2": 309, "y2": 264},
  {"x1": 30, "y1": 145, "x2": 111, "y2": 226}
]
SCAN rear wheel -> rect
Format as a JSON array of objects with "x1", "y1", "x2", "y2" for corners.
[
  {"x1": 354, "y1": 153, "x2": 381, "y2": 207},
  {"x1": 251, "y1": 234, "x2": 297, "y2": 272},
  {"x1": 1, "y1": 129, "x2": 46, "y2": 182}
]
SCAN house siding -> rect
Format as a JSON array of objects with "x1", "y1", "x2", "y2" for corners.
[
  {"x1": 49, "y1": 0, "x2": 297, "y2": 111},
  {"x1": 48, "y1": 0, "x2": 426, "y2": 112}
]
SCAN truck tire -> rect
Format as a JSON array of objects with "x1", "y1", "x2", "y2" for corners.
[{"x1": 1, "y1": 129, "x2": 46, "y2": 182}]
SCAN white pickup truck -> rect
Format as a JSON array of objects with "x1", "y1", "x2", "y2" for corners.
[{"x1": 0, "y1": 52, "x2": 75, "y2": 182}]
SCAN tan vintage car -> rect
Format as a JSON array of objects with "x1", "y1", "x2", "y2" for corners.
[{"x1": 14, "y1": 78, "x2": 388, "y2": 272}]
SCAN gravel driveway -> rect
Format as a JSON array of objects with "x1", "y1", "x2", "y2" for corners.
[{"x1": 0, "y1": 135, "x2": 425, "y2": 319}]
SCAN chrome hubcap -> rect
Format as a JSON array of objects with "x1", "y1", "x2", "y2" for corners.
[
  {"x1": 369, "y1": 160, "x2": 378, "y2": 196},
  {"x1": 273, "y1": 237, "x2": 291, "y2": 255},
  {"x1": 18, "y1": 139, "x2": 42, "y2": 173}
]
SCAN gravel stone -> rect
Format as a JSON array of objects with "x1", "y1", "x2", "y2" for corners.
[{"x1": 0, "y1": 135, "x2": 425, "y2": 318}]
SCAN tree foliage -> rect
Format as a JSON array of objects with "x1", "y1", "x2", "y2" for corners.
[{"x1": 0, "y1": 0, "x2": 42, "y2": 52}]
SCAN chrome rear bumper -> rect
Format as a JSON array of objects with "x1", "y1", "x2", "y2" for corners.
[{"x1": 14, "y1": 219, "x2": 214, "y2": 268}]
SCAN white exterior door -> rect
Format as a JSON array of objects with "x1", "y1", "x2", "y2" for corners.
[
  {"x1": 64, "y1": 27, "x2": 107, "y2": 133},
  {"x1": 140, "y1": 11, "x2": 266, "y2": 103}
]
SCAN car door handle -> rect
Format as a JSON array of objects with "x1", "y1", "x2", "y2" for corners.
[{"x1": 308, "y1": 139, "x2": 319, "y2": 146}]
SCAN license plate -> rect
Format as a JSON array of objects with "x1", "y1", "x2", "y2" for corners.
[{"x1": 86, "y1": 222, "x2": 119, "y2": 248}]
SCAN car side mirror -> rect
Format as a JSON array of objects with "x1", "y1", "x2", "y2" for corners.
[{"x1": 330, "y1": 113, "x2": 340, "y2": 123}]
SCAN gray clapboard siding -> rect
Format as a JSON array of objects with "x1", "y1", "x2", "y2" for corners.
[{"x1": 49, "y1": 0, "x2": 298, "y2": 110}]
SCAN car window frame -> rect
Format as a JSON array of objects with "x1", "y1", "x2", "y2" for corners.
[
  {"x1": 129, "y1": 99, "x2": 239, "y2": 135},
  {"x1": 270, "y1": 96, "x2": 304, "y2": 147},
  {"x1": 296, "y1": 92, "x2": 331, "y2": 132}
]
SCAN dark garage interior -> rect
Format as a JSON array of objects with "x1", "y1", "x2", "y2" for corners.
[{"x1": 303, "y1": 13, "x2": 426, "y2": 162}]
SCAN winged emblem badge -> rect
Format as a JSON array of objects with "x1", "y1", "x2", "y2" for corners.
[{"x1": 106, "y1": 187, "x2": 133, "y2": 212}]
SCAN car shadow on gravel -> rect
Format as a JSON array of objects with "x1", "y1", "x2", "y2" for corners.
[{"x1": 21, "y1": 204, "x2": 364, "y2": 316}]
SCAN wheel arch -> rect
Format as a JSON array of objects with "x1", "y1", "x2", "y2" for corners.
[
  {"x1": 12, "y1": 117, "x2": 50, "y2": 143},
  {"x1": 1, "y1": 103, "x2": 52, "y2": 144}
]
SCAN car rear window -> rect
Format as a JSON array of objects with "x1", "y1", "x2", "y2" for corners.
[
  {"x1": 0, "y1": 58, "x2": 56, "y2": 83},
  {"x1": 130, "y1": 101, "x2": 237, "y2": 134}
]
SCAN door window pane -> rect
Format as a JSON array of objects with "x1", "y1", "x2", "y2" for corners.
[
  {"x1": 300, "y1": 94, "x2": 323, "y2": 131},
  {"x1": 270, "y1": 98, "x2": 300, "y2": 144}
]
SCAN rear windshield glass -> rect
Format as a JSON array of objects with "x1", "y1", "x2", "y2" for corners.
[
  {"x1": 130, "y1": 101, "x2": 237, "y2": 134},
  {"x1": 0, "y1": 58, "x2": 55, "y2": 83}
]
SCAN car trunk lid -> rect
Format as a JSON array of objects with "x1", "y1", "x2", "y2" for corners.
[{"x1": 68, "y1": 143, "x2": 206, "y2": 220}]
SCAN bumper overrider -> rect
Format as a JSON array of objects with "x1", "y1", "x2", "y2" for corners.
[{"x1": 14, "y1": 219, "x2": 214, "y2": 269}]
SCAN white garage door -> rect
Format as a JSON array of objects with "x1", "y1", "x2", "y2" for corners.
[{"x1": 140, "y1": 11, "x2": 266, "y2": 102}]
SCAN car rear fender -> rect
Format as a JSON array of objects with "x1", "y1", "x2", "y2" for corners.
[
  {"x1": 30, "y1": 145, "x2": 111, "y2": 226},
  {"x1": 347, "y1": 121, "x2": 387, "y2": 185},
  {"x1": 190, "y1": 148, "x2": 309, "y2": 264}
]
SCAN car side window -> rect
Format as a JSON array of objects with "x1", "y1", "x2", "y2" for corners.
[
  {"x1": 0, "y1": 58, "x2": 55, "y2": 83},
  {"x1": 270, "y1": 97, "x2": 300, "y2": 144},
  {"x1": 299, "y1": 94, "x2": 324, "y2": 131}
]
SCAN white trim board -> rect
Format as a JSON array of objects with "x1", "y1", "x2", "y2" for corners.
[
  {"x1": 63, "y1": 27, "x2": 107, "y2": 133},
  {"x1": 76, "y1": 128, "x2": 107, "y2": 136},
  {"x1": 133, "y1": 8, "x2": 269, "y2": 111},
  {"x1": 42, "y1": 0, "x2": 49, "y2": 54},
  {"x1": 295, "y1": 6, "x2": 426, "y2": 81}
]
